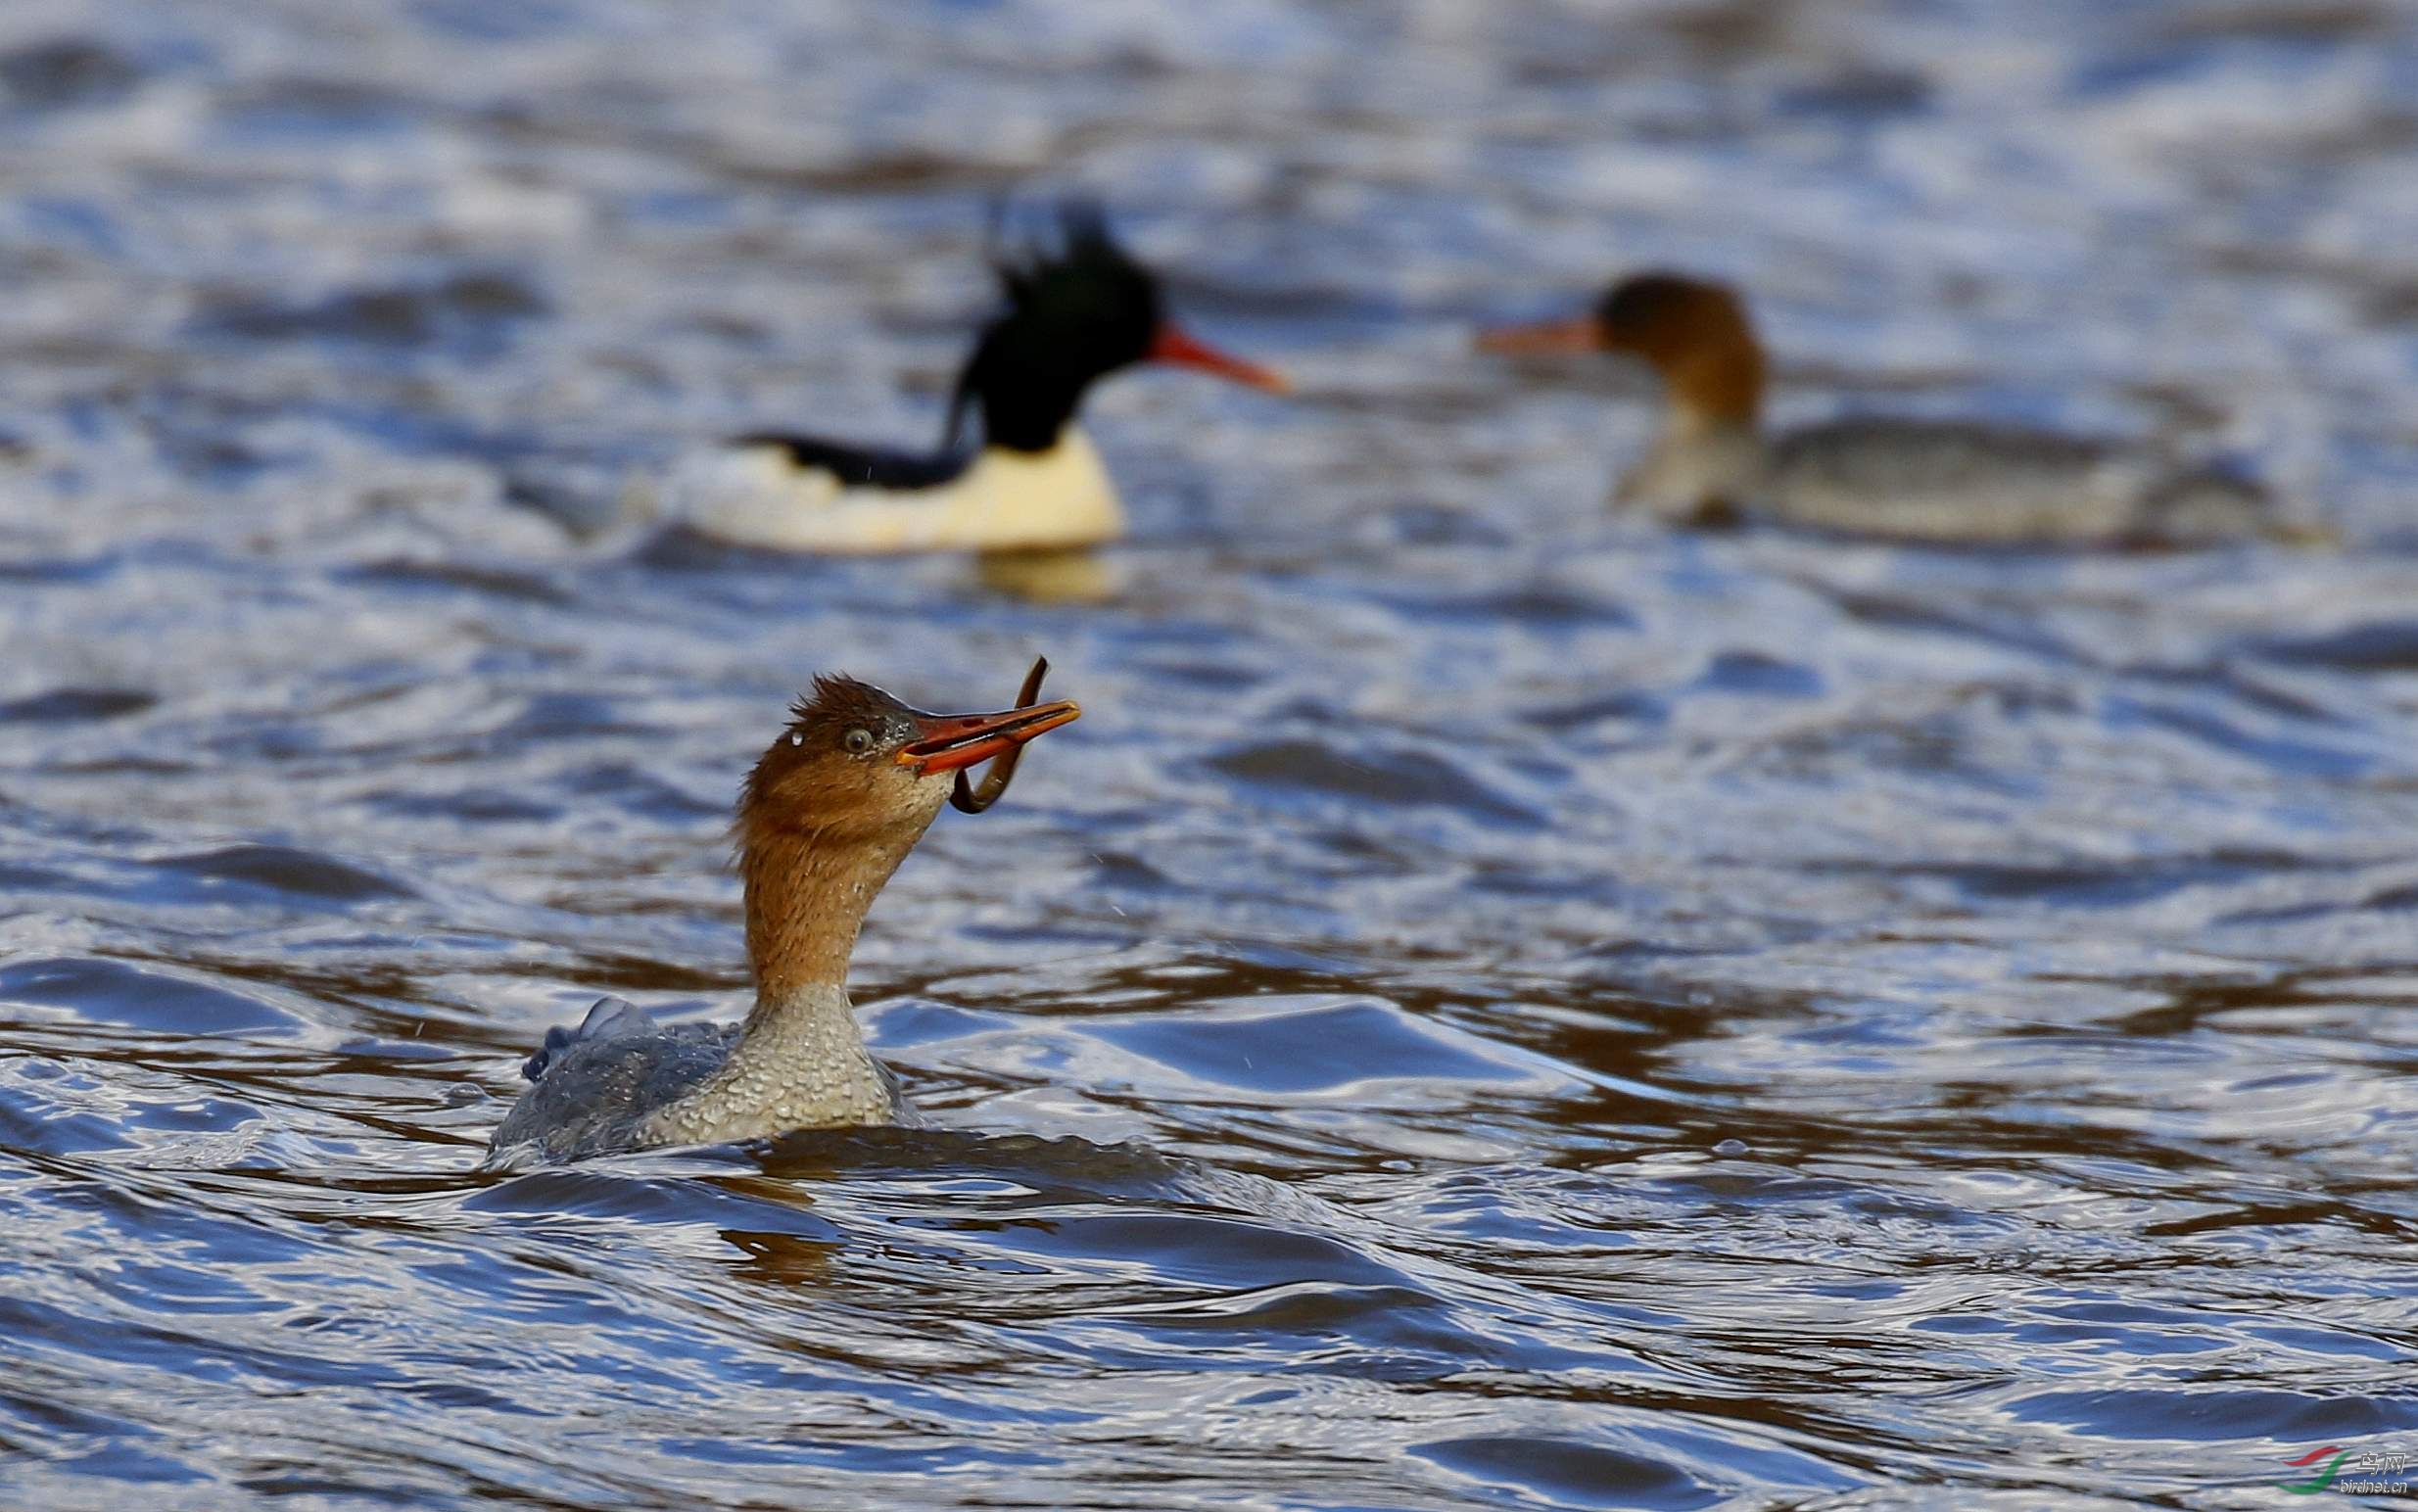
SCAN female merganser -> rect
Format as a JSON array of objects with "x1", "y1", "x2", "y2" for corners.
[
  {"x1": 1479, "y1": 271, "x2": 2271, "y2": 545},
  {"x1": 669, "y1": 207, "x2": 1287, "y2": 554},
  {"x1": 487, "y1": 666, "x2": 1079, "y2": 1165}
]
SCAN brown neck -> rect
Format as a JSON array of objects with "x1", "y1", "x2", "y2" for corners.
[
  {"x1": 1662, "y1": 339, "x2": 1765, "y2": 430},
  {"x1": 737, "y1": 822, "x2": 924, "y2": 1014}
]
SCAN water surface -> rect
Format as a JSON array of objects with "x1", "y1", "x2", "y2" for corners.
[{"x1": 3, "y1": 2, "x2": 2417, "y2": 1507}]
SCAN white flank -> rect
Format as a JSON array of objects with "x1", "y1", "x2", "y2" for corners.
[{"x1": 666, "y1": 428, "x2": 1126, "y2": 554}]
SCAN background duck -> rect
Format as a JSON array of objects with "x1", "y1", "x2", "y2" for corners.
[
  {"x1": 669, "y1": 207, "x2": 1286, "y2": 555},
  {"x1": 1481, "y1": 271, "x2": 2275, "y2": 546}
]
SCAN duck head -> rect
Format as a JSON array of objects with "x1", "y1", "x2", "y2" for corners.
[
  {"x1": 1480, "y1": 271, "x2": 1766, "y2": 429},
  {"x1": 736, "y1": 673, "x2": 1079, "y2": 998},
  {"x1": 742, "y1": 674, "x2": 1081, "y2": 845},
  {"x1": 951, "y1": 205, "x2": 1288, "y2": 452}
]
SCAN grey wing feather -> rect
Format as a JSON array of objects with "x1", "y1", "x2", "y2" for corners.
[
  {"x1": 1771, "y1": 418, "x2": 2111, "y2": 492},
  {"x1": 491, "y1": 1004, "x2": 739, "y2": 1164},
  {"x1": 1767, "y1": 418, "x2": 2142, "y2": 542},
  {"x1": 523, "y1": 995, "x2": 653, "y2": 1081}
]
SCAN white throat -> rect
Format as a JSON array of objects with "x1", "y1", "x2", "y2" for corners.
[{"x1": 1614, "y1": 408, "x2": 1768, "y2": 522}]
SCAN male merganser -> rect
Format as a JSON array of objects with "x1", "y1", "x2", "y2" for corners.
[
  {"x1": 1479, "y1": 271, "x2": 2271, "y2": 545},
  {"x1": 487, "y1": 666, "x2": 1079, "y2": 1165},
  {"x1": 669, "y1": 207, "x2": 1287, "y2": 554}
]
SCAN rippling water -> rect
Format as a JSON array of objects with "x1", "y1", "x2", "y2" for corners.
[{"x1": 5, "y1": 2, "x2": 2418, "y2": 1507}]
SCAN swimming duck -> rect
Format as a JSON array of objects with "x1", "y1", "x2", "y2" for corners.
[
  {"x1": 487, "y1": 664, "x2": 1079, "y2": 1165},
  {"x1": 669, "y1": 207, "x2": 1287, "y2": 554},
  {"x1": 1480, "y1": 271, "x2": 2271, "y2": 545}
]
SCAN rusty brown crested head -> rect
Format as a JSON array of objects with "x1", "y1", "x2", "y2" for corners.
[
  {"x1": 734, "y1": 673, "x2": 1079, "y2": 1000},
  {"x1": 1480, "y1": 270, "x2": 1766, "y2": 426},
  {"x1": 741, "y1": 675, "x2": 1079, "y2": 838}
]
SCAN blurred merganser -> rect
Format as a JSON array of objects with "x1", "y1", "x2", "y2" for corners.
[
  {"x1": 1480, "y1": 271, "x2": 2271, "y2": 545},
  {"x1": 670, "y1": 207, "x2": 1287, "y2": 554},
  {"x1": 487, "y1": 666, "x2": 1079, "y2": 1165}
]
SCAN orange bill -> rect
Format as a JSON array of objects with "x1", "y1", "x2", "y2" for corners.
[
  {"x1": 897, "y1": 699, "x2": 1081, "y2": 777},
  {"x1": 1475, "y1": 313, "x2": 1602, "y2": 355},
  {"x1": 1148, "y1": 322, "x2": 1291, "y2": 393}
]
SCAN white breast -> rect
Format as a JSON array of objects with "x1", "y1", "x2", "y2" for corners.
[
  {"x1": 1614, "y1": 417, "x2": 1769, "y2": 524},
  {"x1": 667, "y1": 429, "x2": 1126, "y2": 554}
]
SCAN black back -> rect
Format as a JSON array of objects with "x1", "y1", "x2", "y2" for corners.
[{"x1": 734, "y1": 432, "x2": 974, "y2": 493}]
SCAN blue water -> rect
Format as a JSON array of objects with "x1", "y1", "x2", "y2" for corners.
[{"x1": 3, "y1": 2, "x2": 2418, "y2": 1507}]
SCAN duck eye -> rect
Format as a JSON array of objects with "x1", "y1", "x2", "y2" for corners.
[{"x1": 843, "y1": 728, "x2": 875, "y2": 755}]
